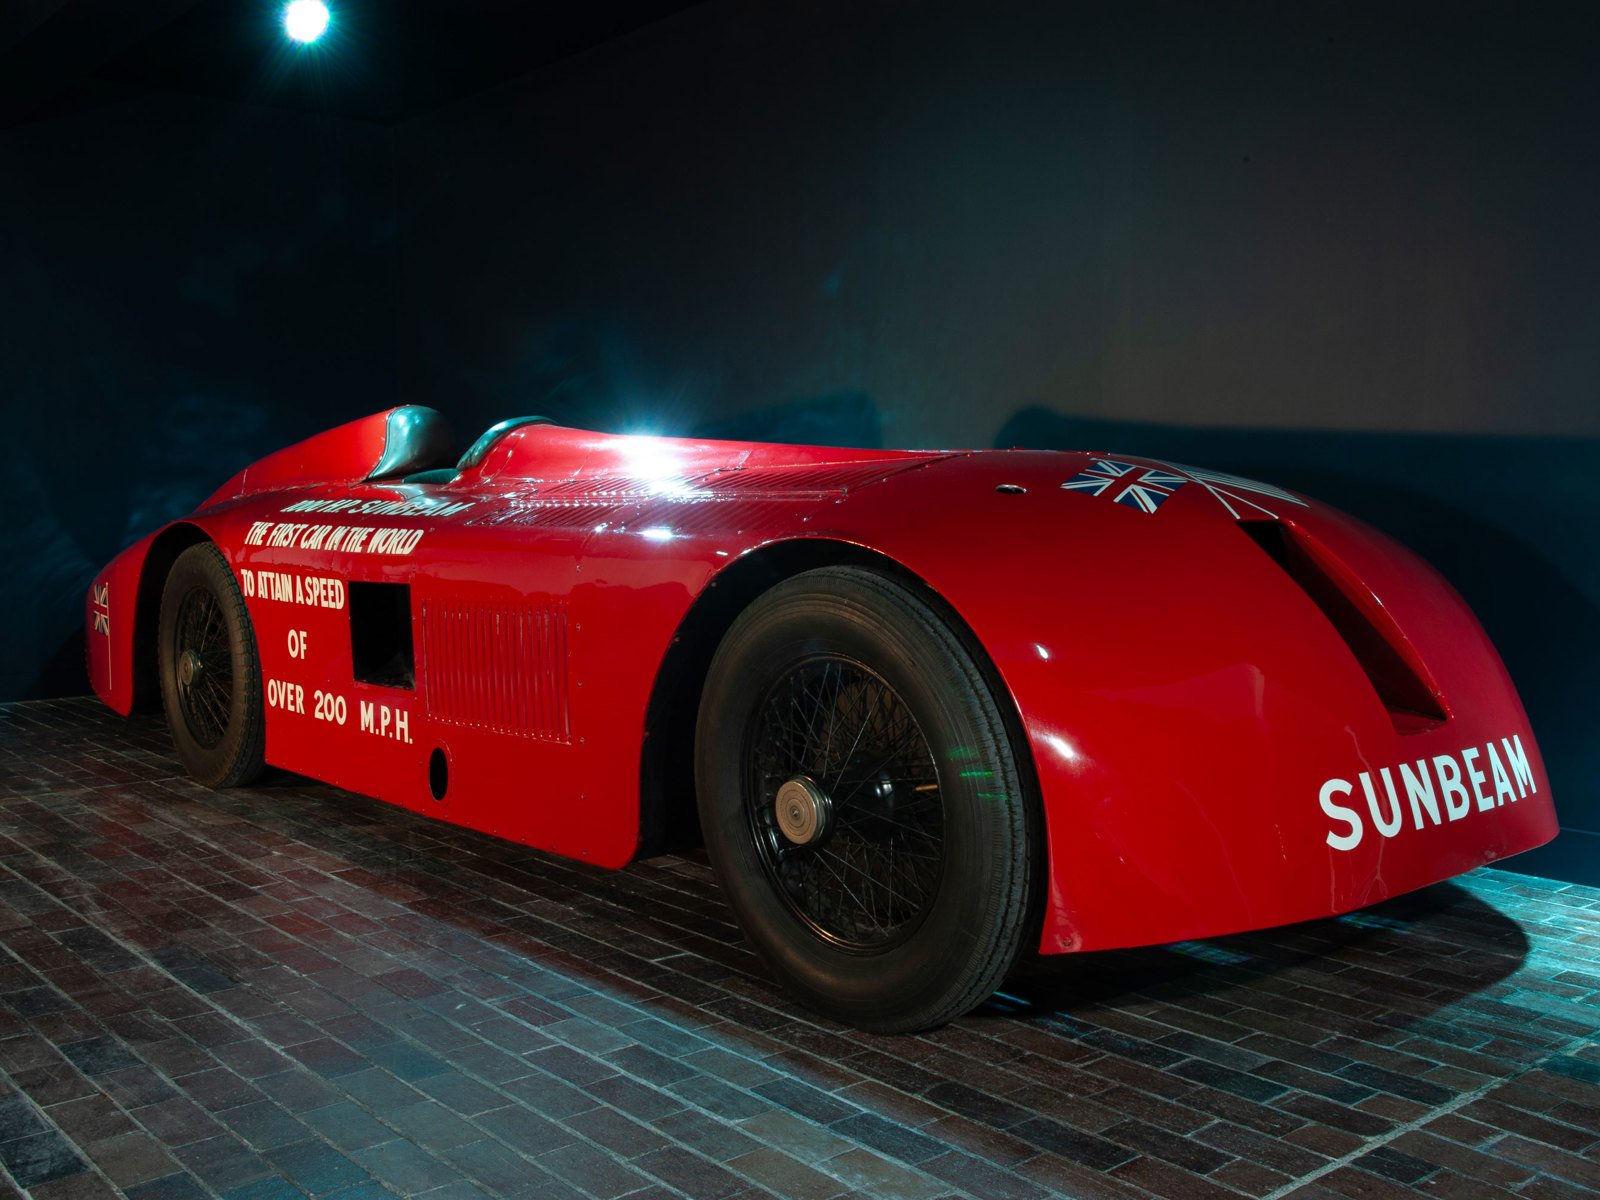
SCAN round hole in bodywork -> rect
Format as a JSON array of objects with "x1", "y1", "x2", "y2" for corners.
[{"x1": 429, "y1": 748, "x2": 449, "y2": 801}]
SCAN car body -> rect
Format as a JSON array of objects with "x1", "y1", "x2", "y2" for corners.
[{"x1": 86, "y1": 406, "x2": 1557, "y2": 1016}]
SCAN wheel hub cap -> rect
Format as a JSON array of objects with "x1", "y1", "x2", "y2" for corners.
[
  {"x1": 775, "y1": 776, "x2": 832, "y2": 846},
  {"x1": 178, "y1": 649, "x2": 203, "y2": 689}
]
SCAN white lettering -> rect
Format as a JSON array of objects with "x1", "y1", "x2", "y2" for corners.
[
  {"x1": 1321, "y1": 779, "x2": 1363, "y2": 851},
  {"x1": 354, "y1": 702, "x2": 411, "y2": 742},
  {"x1": 1486, "y1": 743, "x2": 1516, "y2": 806},
  {"x1": 1400, "y1": 760, "x2": 1440, "y2": 829},
  {"x1": 1434, "y1": 754, "x2": 1470, "y2": 820},
  {"x1": 307, "y1": 497, "x2": 474, "y2": 519},
  {"x1": 267, "y1": 523, "x2": 305, "y2": 548},
  {"x1": 244, "y1": 523, "x2": 425, "y2": 559},
  {"x1": 249, "y1": 572, "x2": 347, "y2": 610},
  {"x1": 1322, "y1": 732, "x2": 1539, "y2": 850},
  {"x1": 1463, "y1": 747, "x2": 1492, "y2": 811},
  {"x1": 1360, "y1": 770, "x2": 1403, "y2": 838},
  {"x1": 312, "y1": 689, "x2": 347, "y2": 724},
  {"x1": 266, "y1": 679, "x2": 305, "y2": 714},
  {"x1": 1502, "y1": 735, "x2": 1535, "y2": 797}
]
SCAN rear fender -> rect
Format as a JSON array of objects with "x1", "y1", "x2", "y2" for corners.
[{"x1": 86, "y1": 523, "x2": 210, "y2": 714}]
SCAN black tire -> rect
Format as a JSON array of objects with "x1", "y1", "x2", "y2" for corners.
[
  {"x1": 695, "y1": 566, "x2": 1039, "y2": 1033},
  {"x1": 158, "y1": 542, "x2": 265, "y2": 789}
]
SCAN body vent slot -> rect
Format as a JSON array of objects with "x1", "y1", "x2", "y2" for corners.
[
  {"x1": 535, "y1": 476, "x2": 668, "y2": 498},
  {"x1": 696, "y1": 459, "x2": 940, "y2": 498},
  {"x1": 626, "y1": 499, "x2": 804, "y2": 535},
  {"x1": 467, "y1": 503, "x2": 620, "y2": 530},
  {"x1": 421, "y1": 600, "x2": 570, "y2": 741},
  {"x1": 1239, "y1": 522, "x2": 1447, "y2": 733}
]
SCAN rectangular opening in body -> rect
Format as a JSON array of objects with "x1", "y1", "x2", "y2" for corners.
[
  {"x1": 1239, "y1": 521, "x2": 1446, "y2": 733},
  {"x1": 349, "y1": 582, "x2": 415, "y2": 689}
]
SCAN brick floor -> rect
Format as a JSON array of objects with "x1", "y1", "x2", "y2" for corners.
[{"x1": 0, "y1": 698, "x2": 1596, "y2": 1200}]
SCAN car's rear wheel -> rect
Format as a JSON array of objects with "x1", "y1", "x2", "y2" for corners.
[
  {"x1": 158, "y1": 542, "x2": 265, "y2": 788},
  {"x1": 695, "y1": 566, "x2": 1039, "y2": 1032}
]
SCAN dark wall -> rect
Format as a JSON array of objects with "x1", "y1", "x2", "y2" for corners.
[
  {"x1": 0, "y1": 90, "x2": 401, "y2": 700},
  {"x1": 395, "y1": 0, "x2": 1600, "y2": 442},
  {"x1": 394, "y1": 0, "x2": 1600, "y2": 879}
]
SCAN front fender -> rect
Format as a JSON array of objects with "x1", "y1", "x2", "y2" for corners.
[{"x1": 827, "y1": 453, "x2": 1557, "y2": 953}]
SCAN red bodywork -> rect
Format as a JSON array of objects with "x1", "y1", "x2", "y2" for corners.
[{"x1": 87, "y1": 409, "x2": 1558, "y2": 954}]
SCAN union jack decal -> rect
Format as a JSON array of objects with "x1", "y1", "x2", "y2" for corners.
[
  {"x1": 92, "y1": 582, "x2": 110, "y2": 636},
  {"x1": 1061, "y1": 460, "x2": 1190, "y2": 513},
  {"x1": 1166, "y1": 463, "x2": 1308, "y2": 519},
  {"x1": 1061, "y1": 458, "x2": 1308, "y2": 518}
]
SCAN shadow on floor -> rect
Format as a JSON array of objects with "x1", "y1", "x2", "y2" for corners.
[{"x1": 993, "y1": 881, "x2": 1528, "y2": 1018}]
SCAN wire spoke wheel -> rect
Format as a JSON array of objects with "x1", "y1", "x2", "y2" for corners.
[
  {"x1": 747, "y1": 656, "x2": 944, "y2": 950},
  {"x1": 696, "y1": 565, "x2": 1039, "y2": 1033},
  {"x1": 173, "y1": 586, "x2": 235, "y2": 748},
  {"x1": 158, "y1": 542, "x2": 265, "y2": 789}
]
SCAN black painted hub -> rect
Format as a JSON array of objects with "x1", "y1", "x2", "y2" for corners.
[
  {"x1": 173, "y1": 586, "x2": 233, "y2": 750},
  {"x1": 746, "y1": 655, "x2": 945, "y2": 951}
]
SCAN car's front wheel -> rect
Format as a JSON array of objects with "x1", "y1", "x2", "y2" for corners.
[
  {"x1": 158, "y1": 542, "x2": 265, "y2": 788},
  {"x1": 695, "y1": 566, "x2": 1039, "y2": 1032}
]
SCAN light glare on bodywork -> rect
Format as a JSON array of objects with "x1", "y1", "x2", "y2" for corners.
[{"x1": 1043, "y1": 734, "x2": 1078, "y2": 762}]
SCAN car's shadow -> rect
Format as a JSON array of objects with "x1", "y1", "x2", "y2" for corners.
[{"x1": 988, "y1": 880, "x2": 1529, "y2": 1019}]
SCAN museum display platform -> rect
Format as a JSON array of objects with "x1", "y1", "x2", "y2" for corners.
[{"x1": 0, "y1": 697, "x2": 1596, "y2": 1200}]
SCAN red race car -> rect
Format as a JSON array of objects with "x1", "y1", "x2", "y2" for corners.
[{"x1": 86, "y1": 407, "x2": 1557, "y2": 1031}]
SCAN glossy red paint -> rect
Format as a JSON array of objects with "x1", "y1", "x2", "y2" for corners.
[
  {"x1": 203, "y1": 408, "x2": 394, "y2": 505},
  {"x1": 86, "y1": 528, "x2": 154, "y2": 716},
  {"x1": 87, "y1": 410, "x2": 1558, "y2": 954}
]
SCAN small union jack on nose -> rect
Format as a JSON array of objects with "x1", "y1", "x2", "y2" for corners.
[
  {"x1": 1061, "y1": 459, "x2": 1190, "y2": 513},
  {"x1": 92, "y1": 583, "x2": 110, "y2": 635}
]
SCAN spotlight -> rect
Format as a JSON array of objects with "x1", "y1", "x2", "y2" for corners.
[{"x1": 283, "y1": 1, "x2": 331, "y2": 44}]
